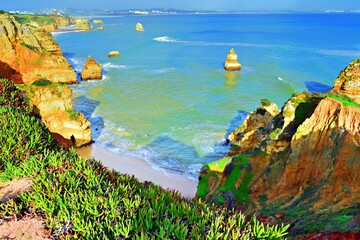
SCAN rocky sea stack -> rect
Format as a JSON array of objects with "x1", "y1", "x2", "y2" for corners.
[
  {"x1": 135, "y1": 22, "x2": 145, "y2": 32},
  {"x1": 198, "y1": 59, "x2": 360, "y2": 238},
  {"x1": 81, "y1": 56, "x2": 103, "y2": 80},
  {"x1": 224, "y1": 48, "x2": 241, "y2": 71}
]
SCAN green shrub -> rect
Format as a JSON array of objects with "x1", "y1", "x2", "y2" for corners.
[
  {"x1": 261, "y1": 98, "x2": 272, "y2": 107},
  {"x1": 31, "y1": 78, "x2": 53, "y2": 86}
]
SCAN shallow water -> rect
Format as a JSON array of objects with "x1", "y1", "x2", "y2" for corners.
[{"x1": 53, "y1": 13, "x2": 360, "y2": 180}]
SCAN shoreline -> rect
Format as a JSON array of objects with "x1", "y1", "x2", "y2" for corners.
[{"x1": 76, "y1": 143, "x2": 198, "y2": 199}]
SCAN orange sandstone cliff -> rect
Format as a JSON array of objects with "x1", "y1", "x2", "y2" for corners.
[
  {"x1": 0, "y1": 13, "x2": 77, "y2": 84},
  {"x1": 197, "y1": 59, "x2": 360, "y2": 237},
  {"x1": 0, "y1": 13, "x2": 92, "y2": 147}
]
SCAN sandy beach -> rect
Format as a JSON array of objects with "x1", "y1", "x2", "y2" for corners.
[{"x1": 76, "y1": 143, "x2": 198, "y2": 199}]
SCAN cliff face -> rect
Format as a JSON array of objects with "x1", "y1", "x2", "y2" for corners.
[
  {"x1": 198, "y1": 59, "x2": 360, "y2": 236},
  {"x1": 0, "y1": 14, "x2": 77, "y2": 84},
  {"x1": 333, "y1": 58, "x2": 360, "y2": 104},
  {"x1": 19, "y1": 81, "x2": 92, "y2": 147}
]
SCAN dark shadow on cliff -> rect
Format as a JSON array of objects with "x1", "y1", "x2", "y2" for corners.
[
  {"x1": 0, "y1": 61, "x2": 23, "y2": 84},
  {"x1": 73, "y1": 95, "x2": 104, "y2": 141},
  {"x1": 305, "y1": 81, "x2": 332, "y2": 94}
]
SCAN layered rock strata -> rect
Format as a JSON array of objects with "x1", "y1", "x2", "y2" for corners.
[
  {"x1": 81, "y1": 56, "x2": 103, "y2": 80},
  {"x1": 0, "y1": 13, "x2": 77, "y2": 84}
]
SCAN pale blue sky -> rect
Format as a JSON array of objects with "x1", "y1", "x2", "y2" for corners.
[{"x1": 2, "y1": 0, "x2": 360, "y2": 12}]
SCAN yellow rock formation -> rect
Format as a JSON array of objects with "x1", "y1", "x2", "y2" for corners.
[
  {"x1": 74, "y1": 18, "x2": 91, "y2": 31},
  {"x1": 224, "y1": 48, "x2": 241, "y2": 71},
  {"x1": 0, "y1": 14, "x2": 77, "y2": 84},
  {"x1": 93, "y1": 19, "x2": 103, "y2": 24},
  {"x1": 136, "y1": 23, "x2": 145, "y2": 31},
  {"x1": 81, "y1": 56, "x2": 103, "y2": 80},
  {"x1": 108, "y1": 51, "x2": 120, "y2": 57},
  {"x1": 20, "y1": 83, "x2": 92, "y2": 147},
  {"x1": 97, "y1": 26, "x2": 104, "y2": 30}
]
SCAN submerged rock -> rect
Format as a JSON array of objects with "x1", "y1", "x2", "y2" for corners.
[
  {"x1": 81, "y1": 56, "x2": 103, "y2": 80},
  {"x1": 108, "y1": 51, "x2": 120, "y2": 57},
  {"x1": 136, "y1": 22, "x2": 145, "y2": 31},
  {"x1": 93, "y1": 19, "x2": 103, "y2": 24},
  {"x1": 224, "y1": 48, "x2": 241, "y2": 71}
]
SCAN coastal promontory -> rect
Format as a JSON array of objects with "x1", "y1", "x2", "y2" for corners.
[{"x1": 198, "y1": 58, "x2": 360, "y2": 237}]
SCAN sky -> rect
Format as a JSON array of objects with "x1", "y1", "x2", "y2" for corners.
[{"x1": 1, "y1": 0, "x2": 360, "y2": 12}]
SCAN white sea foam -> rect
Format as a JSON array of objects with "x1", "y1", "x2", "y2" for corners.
[
  {"x1": 317, "y1": 49, "x2": 360, "y2": 57},
  {"x1": 153, "y1": 36, "x2": 183, "y2": 43},
  {"x1": 51, "y1": 30, "x2": 85, "y2": 36},
  {"x1": 69, "y1": 57, "x2": 86, "y2": 72},
  {"x1": 150, "y1": 68, "x2": 177, "y2": 74},
  {"x1": 102, "y1": 63, "x2": 128, "y2": 70},
  {"x1": 153, "y1": 36, "x2": 277, "y2": 48}
]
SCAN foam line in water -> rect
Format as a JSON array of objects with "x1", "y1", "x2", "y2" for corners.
[
  {"x1": 316, "y1": 49, "x2": 360, "y2": 57},
  {"x1": 153, "y1": 36, "x2": 278, "y2": 48},
  {"x1": 103, "y1": 63, "x2": 128, "y2": 70},
  {"x1": 153, "y1": 36, "x2": 184, "y2": 43}
]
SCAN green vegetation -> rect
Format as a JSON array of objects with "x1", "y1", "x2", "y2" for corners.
[
  {"x1": 261, "y1": 98, "x2": 272, "y2": 107},
  {"x1": 20, "y1": 41, "x2": 40, "y2": 52},
  {"x1": 327, "y1": 93, "x2": 360, "y2": 108},
  {"x1": 65, "y1": 108, "x2": 80, "y2": 120},
  {"x1": 197, "y1": 172, "x2": 218, "y2": 198},
  {"x1": 31, "y1": 78, "x2": 53, "y2": 86},
  {"x1": 0, "y1": 79, "x2": 289, "y2": 239},
  {"x1": 206, "y1": 156, "x2": 232, "y2": 172},
  {"x1": 0, "y1": 10, "x2": 6, "y2": 14},
  {"x1": 14, "y1": 14, "x2": 55, "y2": 25}
]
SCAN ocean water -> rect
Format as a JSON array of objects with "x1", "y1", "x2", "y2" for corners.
[{"x1": 53, "y1": 13, "x2": 360, "y2": 180}]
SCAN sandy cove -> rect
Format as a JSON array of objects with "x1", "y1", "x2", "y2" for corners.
[{"x1": 76, "y1": 143, "x2": 198, "y2": 199}]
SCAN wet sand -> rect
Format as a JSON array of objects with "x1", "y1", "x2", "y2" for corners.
[{"x1": 76, "y1": 143, "x2": 198, "y2": 199}]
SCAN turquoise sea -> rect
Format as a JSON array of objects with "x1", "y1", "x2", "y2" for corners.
[{"x1": 53, "y1": 13, "x2": 360, "y2": 180}]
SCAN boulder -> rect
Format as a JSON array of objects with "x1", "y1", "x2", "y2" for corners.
[
  {"x1": 81, "y1": 56, "x2": 103, "y2": 80},
  {"x1": 97, "y1": 26, "x2": 104, "y2": 31},
  {"x1": 136, "y1": 23, "x2": 145, "y2": 31},
  {"x1": 93, "y1": 19, "x2": 103, "y2": 24},
  {"x1": 224, "y1": 48, "x2": 241, "y2": 71},
  {"x1": 108, "y1": 51, "x2": 120, "y2": 57}
]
